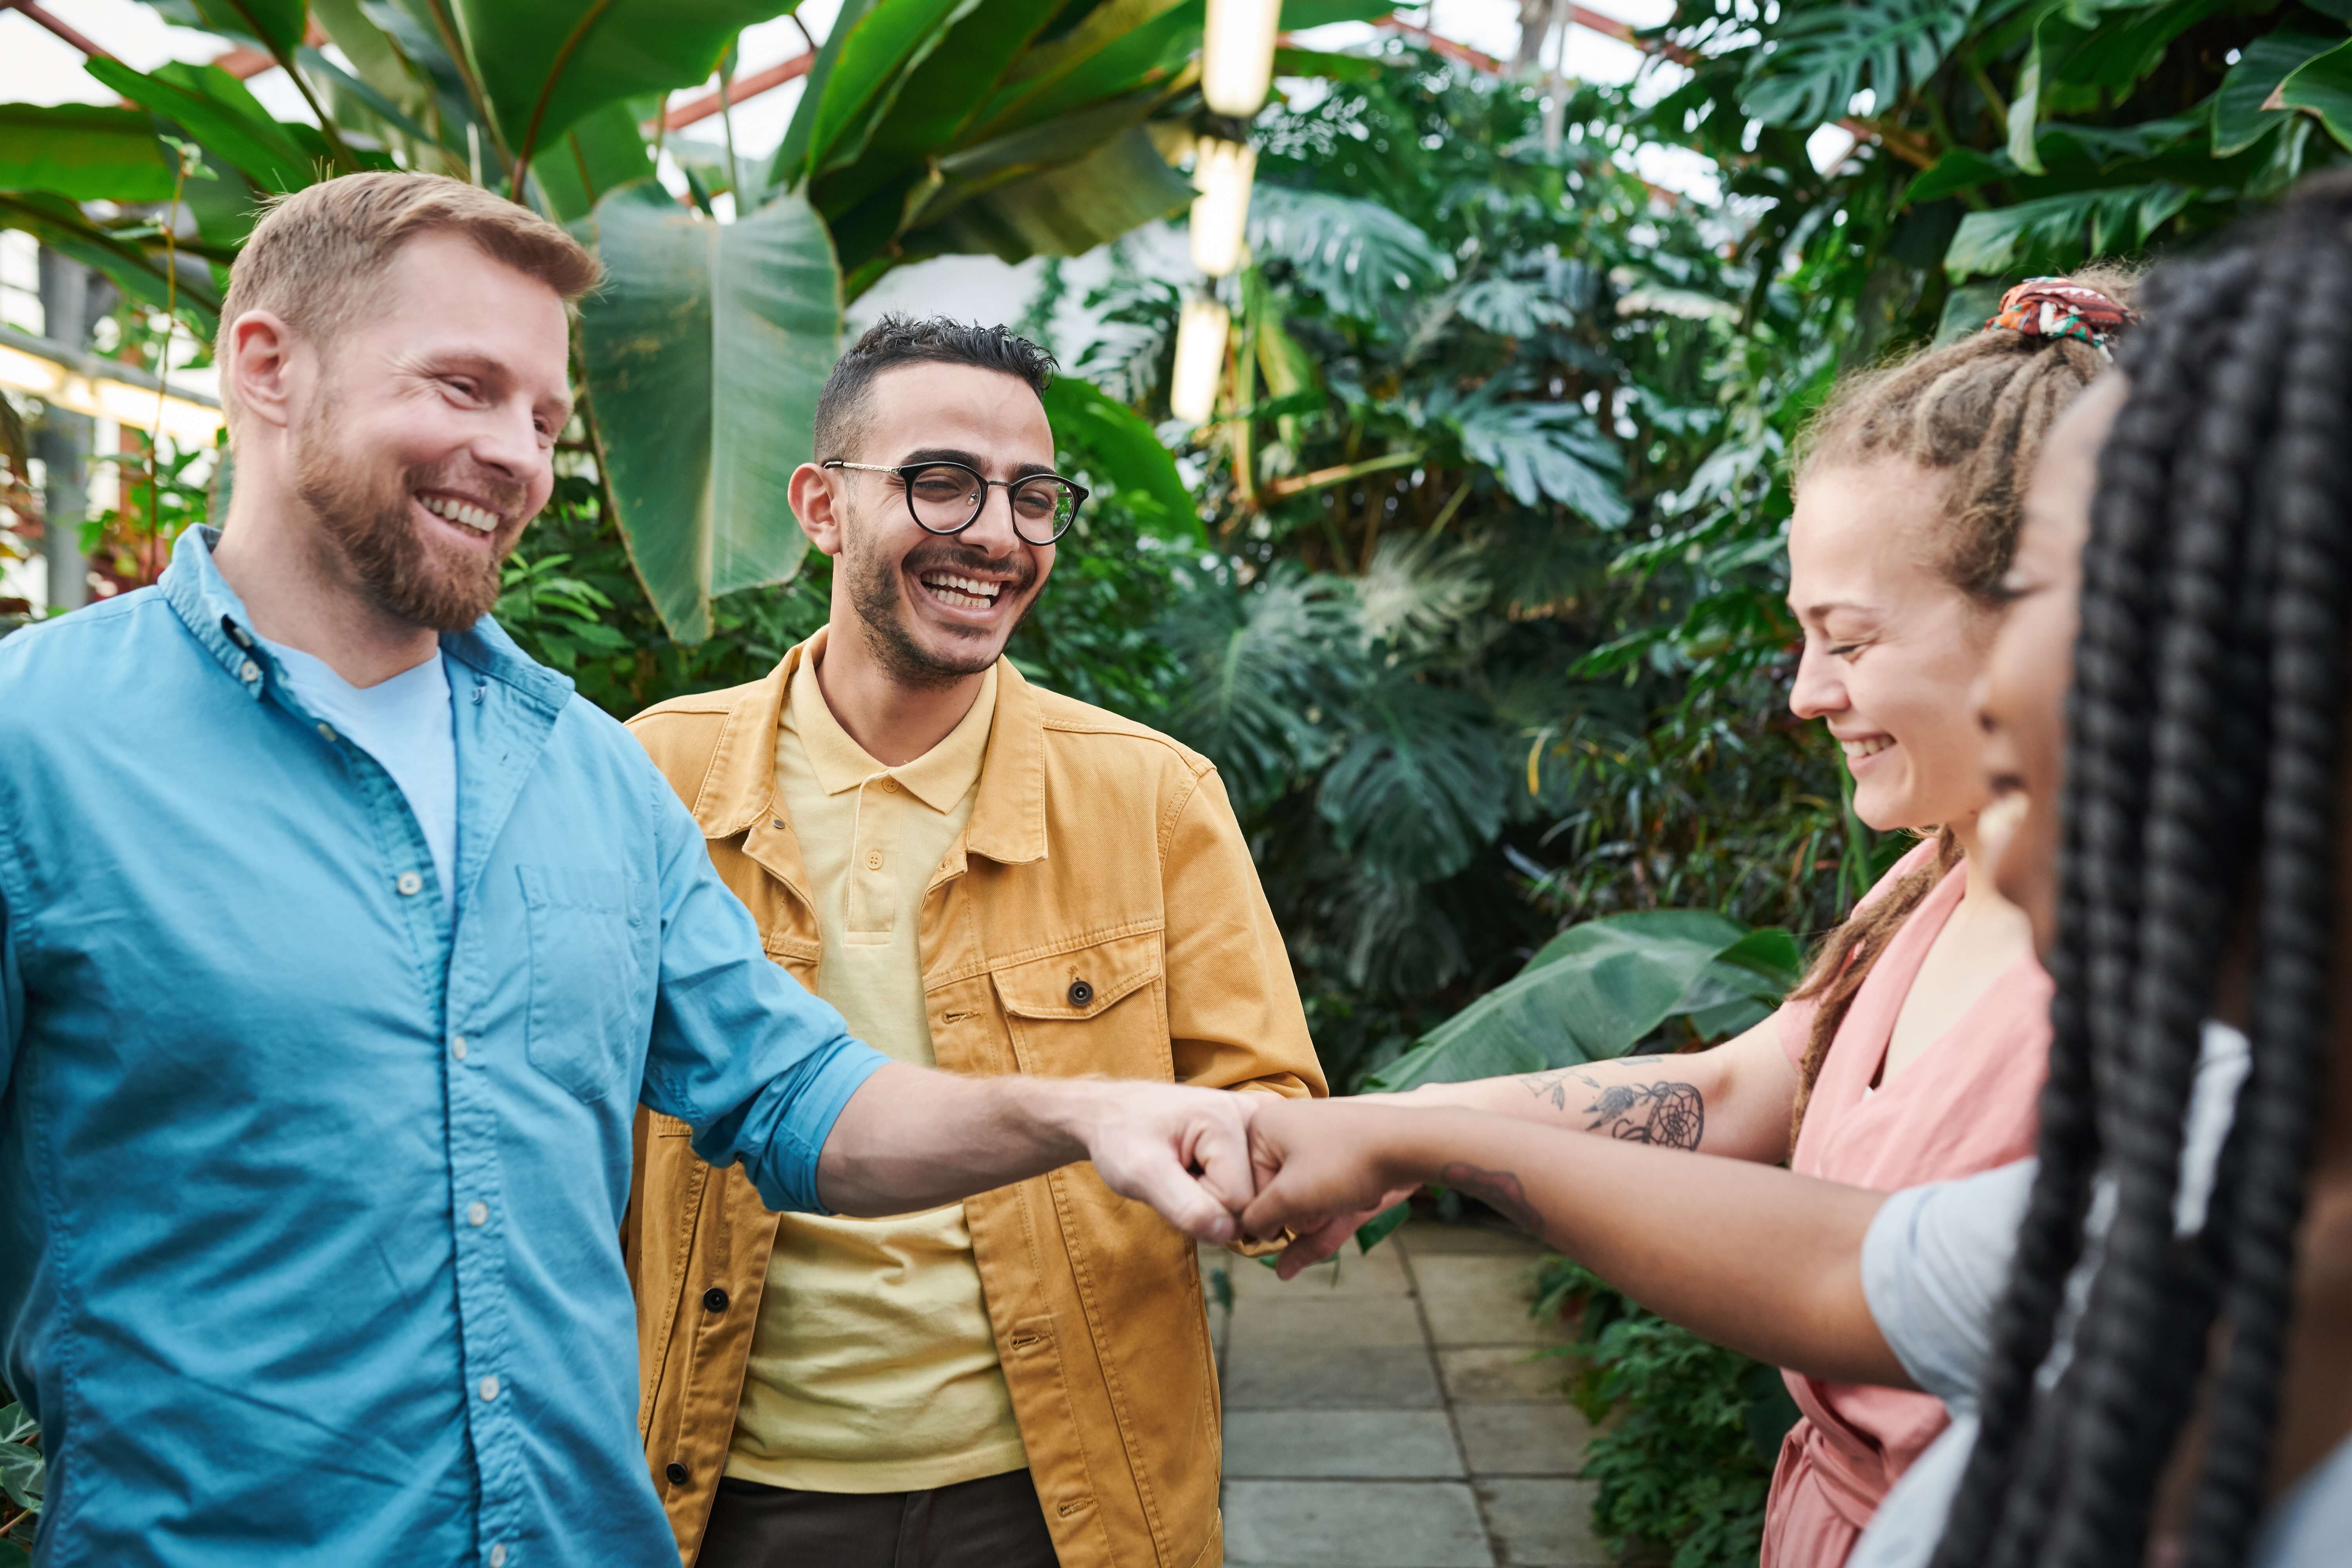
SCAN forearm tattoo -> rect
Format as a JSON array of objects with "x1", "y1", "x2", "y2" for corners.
[
  {"x1": 1436, "y1": 1162, "x2": 1545, "y2": 1238},
  {"x1": 1515, "y1": 1058, "x2": 1704, "y2": 1151}
]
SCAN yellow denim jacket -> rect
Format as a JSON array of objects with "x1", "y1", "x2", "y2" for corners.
[{"x1": 620, "y1": 640, "x2": 1325, "y2": 1568}]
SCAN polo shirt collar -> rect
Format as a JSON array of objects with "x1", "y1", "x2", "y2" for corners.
[{"x1": 785, "y1": 628, "x2": 997, "y2": 814}]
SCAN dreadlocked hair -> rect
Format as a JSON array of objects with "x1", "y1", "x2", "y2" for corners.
[
  {"x1": 1784, "y1": 264, "x2": 2140, "y2": 1146},
  {"x1": 1928, "y1": 176, "x2": 2352, "y2": 1568}
]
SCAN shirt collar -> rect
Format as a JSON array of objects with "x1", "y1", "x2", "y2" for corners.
[
  {"x1": 784, "y1": 629, "x2": 998, "y2": 814},
  {"x1": 159, "y1": 525, "x2": 573, "y2": 715}
]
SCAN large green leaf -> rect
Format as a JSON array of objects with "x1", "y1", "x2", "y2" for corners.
[
  {"x1": 896, "y1": 123, "x2": 1192, "y2": 272},
  {"x1": 2277, "y1": 37, "x2": 2352, "y2": 151},
  {"x1": 575, "y1": 181, "x2": 841, "y2": 644},
  {"x1": 1943, "y1": 180, "x2": 2192, "y2": 276},
  {"x1": 449, "y1": 0, "x2": 792, "y2": 172},
  {"x1": 1160, "y1": 565, "x2": 1358, "y2": 813},
  {"x1": 1740, "y1": 0, "x2": 1978, "y2": 129},
  {"x1": 1363, "y1": 911, "x2": 1760, "y2": 1093},
  {"x1": 1434, "y1": 384, "x2": 1629, "y2": 525},
  {"x1": 529, "y1": 101, "x2": 656, "y2": 222},
  {"x1": 1247, "y1": 185, "x2": 1453, "y2": 323},
  {"x1": 965, "y1": 0, "x2": 1199, "y2": 142},
  {"x1": 2212, "y1": 31, "x2": 2340, "y2": 156},
  {"x1": 84, "y1": 58, "x2": 319, "y2": 193},
  {"x1": 829, "y1": 0, "x2": 1067, "y2": 200},
  {"x1": 0, "y1": 190, "x2": 223, "y2": 325},
  {"x1": 1317, "y1": 674, "x2": 1508, "y2": 883},
  {"x1": 1039, "y1": 374, "x2": 1200, "y2": 542},
  {"x1": 0, "y1": 105, "x2": 177, "y2": 203},
  {"x1": 150, "y1": 0, "x2": 310, "y2": 53},
  {"x1": 800, "y1": 0, "x2": 987, "y2": 182}
]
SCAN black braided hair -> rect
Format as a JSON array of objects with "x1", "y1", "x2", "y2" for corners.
[{"x1": 1928, "y1": 177, "x2": 2352, "y2": 1568}]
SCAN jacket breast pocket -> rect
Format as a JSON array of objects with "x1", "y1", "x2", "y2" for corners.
[
  {"x1": 518, "y1": 864, "x2": 648, "y2": 1103},
  {"x1": 989, "y1": 929, "x2": 1170, "y2": 1081}
]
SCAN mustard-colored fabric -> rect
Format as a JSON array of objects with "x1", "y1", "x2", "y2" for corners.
[
  {"x1": 725, "y1": 638, "x2": 1025, "y2": 1494},
  {"x1": 622, "y1": 637, "x2": 1329, "y2": 1568}
]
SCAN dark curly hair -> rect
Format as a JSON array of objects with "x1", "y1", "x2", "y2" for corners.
[
  {"x1": 812, "y1": 314, "x2": 1058, "y2": 462},
  {"x1": 1930, "y1": 174, "x2": 2352, "y2": 1568}
]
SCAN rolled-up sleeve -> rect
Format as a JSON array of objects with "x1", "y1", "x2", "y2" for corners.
[
  {"x1": 638, "y1": 782, "x2": 887, "y2": 1214},
  {"x1": 1860, "y1": 1158, "x2": 2037, "y2": 1410}
]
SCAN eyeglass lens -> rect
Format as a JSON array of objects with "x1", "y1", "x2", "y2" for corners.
[{"x1": 905, "y1": 464, "x2": 1077, "y2": 544}]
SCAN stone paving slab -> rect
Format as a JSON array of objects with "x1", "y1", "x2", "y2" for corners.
[
  {"x1": 1223, "y1": 1479, "x2": 1495, "y2": 1567},
  {"x1": 1212, "y1": 1243, "x2": 1414, "y2": 1299},
  {"x1": 1435, "y1": 1345, "x2": 1574, "y2": 1403},
  {"x1": 1454, "y1": 1401, "x2": 1599, "y2": 1477},
  {"x1": 1223, "y1": 1343, "x2": 1446, "y2": 1409},
  {"x1": 1224, "y1": 1409, "x2": 1465, "y2": 1479},
  {"x1": 1226, "y1": 1295, "x2": 1428, "y2": 1351},
  {"x1": 1474, "y1": 1478, "x2": 1611, "y2": 1566}
]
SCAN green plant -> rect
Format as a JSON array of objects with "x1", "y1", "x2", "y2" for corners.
[
  {"x1": 1537, "y1": 1258, "x2": 1800, "y2": 1568},
  {"x1": 0, "y1": 1401, "x2": 40, "y2": 1560}
]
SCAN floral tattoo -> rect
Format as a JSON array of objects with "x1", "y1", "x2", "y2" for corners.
[{"x1": 1516, "y1": 1059, "x2": 1704, "y2": 1151}]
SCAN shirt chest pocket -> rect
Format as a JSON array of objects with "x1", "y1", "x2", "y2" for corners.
[
  {"x1": 988, "y1": 930, "x2": 1170, "y2": 1081},
  {"x1": 518, "y1": 864, "x2": 648, "y2": 1103}
]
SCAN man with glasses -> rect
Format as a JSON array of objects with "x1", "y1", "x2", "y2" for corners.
[{"x1": 624, "y1": 317, "x2": 1324, "y2": 1568}]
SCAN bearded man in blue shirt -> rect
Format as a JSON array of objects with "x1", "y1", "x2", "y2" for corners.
[{"x1": 0, "y1": 172, "x2": 1261, "y2": 1568}]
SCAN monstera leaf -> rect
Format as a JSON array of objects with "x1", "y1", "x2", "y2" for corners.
[
  {"x1": 1740, "y1": 0, "x2": 1978, "y2": 129},
  {"x1": 1363, "y1": 911, "x2": 1800, "y2": 1094},
  {"x1": 575, "y1": 181, "x2": 841, "y2": 644}
]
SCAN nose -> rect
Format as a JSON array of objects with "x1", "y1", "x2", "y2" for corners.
[
  {"x1": 473, "y1": 398, "x2": 550, "y2": 496},
  {"x1": 959, "y1": 478, "x2": 1025, "y2": 554},
  {"x1": 1788, "y1": 641, "x2": 1847, "y2": 721}
]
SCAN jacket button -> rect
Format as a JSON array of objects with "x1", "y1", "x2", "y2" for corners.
[
  {"x1": 666, "y1": 1462, "x2": 689, "y2": 1485},
  {"x1": 703, "y1": 1287, "x2": 729, "y2": 1312},
  {"x1": 1067, "y1": 979, "x2": 1094, "y2": 1007}
]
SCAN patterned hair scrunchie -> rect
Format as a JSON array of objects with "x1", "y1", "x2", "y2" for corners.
[{"x1": 1983, "y1": 277, "x2": 2138, "y2": 359}]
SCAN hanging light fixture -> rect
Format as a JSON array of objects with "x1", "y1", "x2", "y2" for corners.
[
  {"x1": 1189, "y1": 138, "x2": 1256, "y2": 278},
  {"x1": 1201, "y1": 0, "x2": 1281, "y2": 117},
  {"x1": 1169, "y1": 295, "x2": 1230, "y2": 424}
]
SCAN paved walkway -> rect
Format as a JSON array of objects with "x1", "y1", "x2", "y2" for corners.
[{"x1": 1203, "y1": 1218, "x2": 1607, "y2": 1568}]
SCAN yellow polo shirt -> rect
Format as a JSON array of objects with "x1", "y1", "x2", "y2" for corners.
[{"x1": 724, "y1": 643, "x2": 1027, "y2": 1493}]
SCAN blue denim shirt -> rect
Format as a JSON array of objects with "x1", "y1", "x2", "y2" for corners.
[{"x1": 0, "y1": 527, "x2": 889, "y2": 1566}]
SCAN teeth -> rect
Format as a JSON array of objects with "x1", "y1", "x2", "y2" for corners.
[
  {"x1": 920, "y1": 571, "x2": 1002, "y2": 608},
  {"x1": 421, "y1": 494, "x2": 499, "y2": 533},
  {"x1": 1841, "y1": 736, "x2": 1894, "y2": 760}
]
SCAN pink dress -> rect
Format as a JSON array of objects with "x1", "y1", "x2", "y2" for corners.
[{"x1": 1757, "y1": 842, "x2": 2053, "y2": 1568}]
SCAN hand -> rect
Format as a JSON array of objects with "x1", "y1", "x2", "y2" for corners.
[
  {"x1": 1241, "y1": 1098, "x2": 1428, "y2": 1277},
  {"x1": 1071, "y1": 1080, "x2": 1259, "y2": 1245}
]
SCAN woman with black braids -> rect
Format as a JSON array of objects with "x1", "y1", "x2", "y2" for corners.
[{"x1": 1242, "y1": 176, "x2": 2352, "y2": 1566}]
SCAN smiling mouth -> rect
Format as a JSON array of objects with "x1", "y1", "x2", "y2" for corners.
[
  {"x1": 417, "y1": 492, "x2": 503, "y2": 535},
  {"x1": 1840, "y1": 735, "x2": 1895, "y2": 760},
  {"x1": 916, "y1": 568, "x2": 1006, "y2": 611}
]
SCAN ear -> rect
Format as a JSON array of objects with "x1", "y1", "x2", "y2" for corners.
[
  {"x1": 224, "y1": 309, "x2": 303, "y2": 432},
  {"x1": 791, "y1": 462, "x2": 849, "y2": 559}
]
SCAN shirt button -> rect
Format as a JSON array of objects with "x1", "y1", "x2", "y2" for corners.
[
  {"x1": 864, "y1": 850, "x2": 883, "y2": 870},
  {"x1": 479, "y1": 1375, "x2": 500, "y2": 1402},
  {"x1": 489, "y1": 1548, "x2": 506, "y2": 1568},
  {"x1": 316, "y1": 722, "x2": 338, "y2": 744},
  {"x1": 468, "y1": 1201, "x2": 488, "y2": 1227},
  {"x1": 703, "y1": 1287, "x2": 729, "y2": 1312},
  {"x1": 882, "y1": 778, "x2": 900, "y2": 793},
  {"x1": 238, "y1": 659, "x2": 260, "y2": 683},
  {"x1": 665, "y1": 1462, "x2": 689, "y2": 1485},
  {"x1": 452, "y1": 1036, "x2": 468, "y2": 1061},
  {"x1": 396, "y1": 871, "x2": 424, "y2": 897}
]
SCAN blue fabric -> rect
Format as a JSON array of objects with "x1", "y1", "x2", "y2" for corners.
[
  {"x1": 260, "y1": 638, "x2": 458, "y2": 915},
  {"x1": 0, "y1": 527, "x2": 890, "y2": 1568}
]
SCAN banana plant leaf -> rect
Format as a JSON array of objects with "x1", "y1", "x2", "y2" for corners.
[
  {"x1": 1362, "y1": 911, "x2": 1793, "y2": 1094},
  {"x1": 448, "y1": 0, "x2": 796, "y2": 174},
  {"x1": 0, "y1": 105, "x2": 178, "y2": 203},
  {"x1": 892, "y1": 123, "x2": 1192, "y2": 274},
  {"x1": 530, "y1": 102, "x2": 658, "y2": 223},
  {"x1": 575, "y1": 181, "x2": 841, "y2": 644},
  {"x1": 83, "y1": 58, "x2": 321, "y2": 194},
  {"x1": 1038, "y1": 374, "x2": 1199, "y2": 543},
  {"x1": 2276, "y1": 37, "x2": 2352, "y2": 151},
  {"x1": 151, "y1": 0, "x2": 310, "y2": 54},
  {"x1": 2211, "y1": 32, "x2": 2339, "y2": 157}
]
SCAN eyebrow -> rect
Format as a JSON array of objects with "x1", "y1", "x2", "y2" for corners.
[{"x1": 895, "y1": 446, "x2": 1059, "y2": 480}]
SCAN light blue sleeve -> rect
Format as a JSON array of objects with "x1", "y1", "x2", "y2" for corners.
[
  {"x1": 637, "y1": 770, "x2": 888, "y2": 1214},
  {"x1": 1860, "y1": 1158, "x2": 2038, "y2": 1410},
  {"x1": 0, "y1": 879, "x2": 18, "y2": 1100}
]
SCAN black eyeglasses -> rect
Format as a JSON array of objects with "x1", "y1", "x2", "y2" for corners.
[{"x1": 822, "y1": 460, "x2": 1087, "y2": 546}]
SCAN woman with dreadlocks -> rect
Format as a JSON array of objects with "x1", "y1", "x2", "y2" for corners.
[
  {"x1": 1317, "y1": 272, "x2": 2138, "y2": 1567},
  {"x1": 1241, "y1": 176, "x2": 2352, "y2": 1567}
]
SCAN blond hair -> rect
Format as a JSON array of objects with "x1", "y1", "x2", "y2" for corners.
[
  {"x1": 214, "y1": 172, "x2": 600, "y2": 436},
  {"x1": 1785, "y1": 264, "x2": 2138, "y2": 1146}
]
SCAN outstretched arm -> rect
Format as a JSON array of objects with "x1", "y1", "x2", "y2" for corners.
[
  {"x1": 1401, "y1": 1014, "x2": 1800, "y2": 1161},
  {"x1": 818, "y1": 1064, "x2": 1259, "y2": 1243},
  {"x1": 1241, "y1": 1097, "x2": 1908, "y2": 1388}
]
